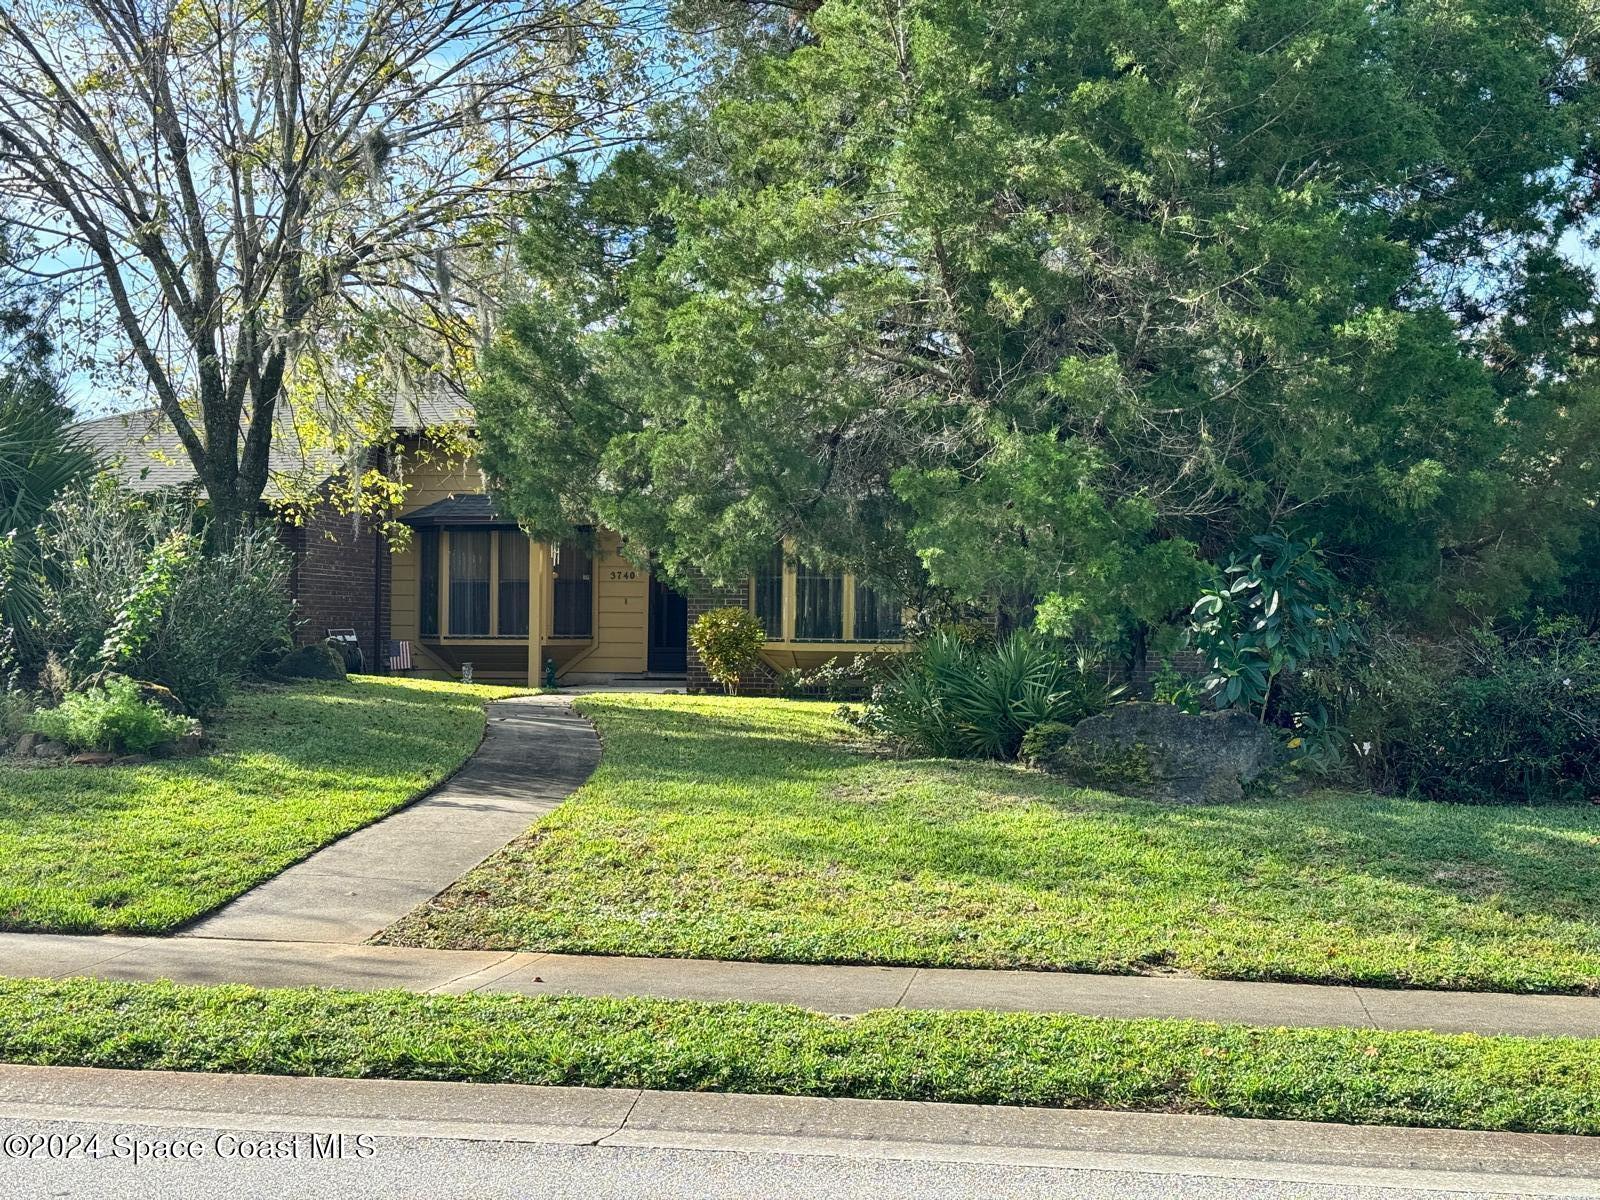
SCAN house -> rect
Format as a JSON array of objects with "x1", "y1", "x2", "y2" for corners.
[{"x1": 75, "y1": 404, "x2": 906, "y2": 689}]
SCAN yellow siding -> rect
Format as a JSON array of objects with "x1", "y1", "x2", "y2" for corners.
[
  {"x1": 387, "y1": 448, "x2": 652, "y2": 680},
  {"x1": 391, "y1": 541, "x2": 418, "y2": 641},
  {"x1": 575, "y1": 531, "x2": 648, "y2": 674},
  {"x1": 387, "y1": 448, "x2": 907, "y2": 680},
  {"x1": 398, "y1": 448, "x2": 487, "y2": 514}
]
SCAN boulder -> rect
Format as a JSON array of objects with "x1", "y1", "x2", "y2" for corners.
[
  {"x1": 172, "y1": 728, "x2": 206, "y2": 757},
  {"x1": 273, "y1": 641, "x2": 348, "y2": 681},
  {"x1": 70, "y1": 752, "x2": 116, "y2": 767},
  {"x1": 1030, "y1": 702, "x2": 1279, "y2": 804},
  {"x1": 33, "y1": 739, "x2": 68, "y2": 760},
  {"x1": 14, "y1": 731, "x2": 39, "y2": 757}
]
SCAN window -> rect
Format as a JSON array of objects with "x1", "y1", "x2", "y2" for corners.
[
  {"x1": 752, "y1": 544, "x2": 784, "y2": 637},
  {"x1": 854, "y1": 580, "x2": 904, "y2": 642},
  {"x1": 448, "y1": 531, "x2": 490, "y2": 636},
  {"x1": 418, "y1": 529, "x2": 440, "y2": 638},
  {"x1": 552, "y1": 537, "x2": 593, "y2": 638},
  {"x1": 794, "y1": 564, "x2": 845, "y2": 641},
  {"x1": 498, "y1": 535, "x2": 530, "y2": 636}
]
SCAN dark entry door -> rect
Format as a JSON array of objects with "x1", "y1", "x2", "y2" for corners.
[{"x1": 647, "y1": 573, "x2": 688, "y2": 673}]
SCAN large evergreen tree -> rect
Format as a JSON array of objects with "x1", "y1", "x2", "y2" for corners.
[
  {"x1": 478, "y1": 0, "x2": 1600, "y2": 632},
  {"x1": 0, "y1": 225, "x2": 95, "y2": 665}
]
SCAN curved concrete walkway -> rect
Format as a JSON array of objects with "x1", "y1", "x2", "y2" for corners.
[{"x1": 181, "y1": 694, "x2": 600, "y2": 944}]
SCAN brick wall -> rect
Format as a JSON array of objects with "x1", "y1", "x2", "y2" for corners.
[
  {"x1": 683, "y1": 573, "x2": 780, "y2": 695},
  {"x1": 1125, "y1": 646, "x2": 1205, "y2": 699},
  {"x1": 283, "y1": 505, "x2": 390, "y2": 674}
]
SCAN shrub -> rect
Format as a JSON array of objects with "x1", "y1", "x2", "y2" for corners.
[
  {"x1": 39, "y1": 480, "x2": 293, "y2": 713},
  {"x1": 858, "y1": 630, "x2": 1120, "y2": 759},
  {"x1": 689, "y1": 606, "x2": 767, "y2": 694},
  {"x1": 1346, "y1": 620, "x2": 1600, "y2": 805},
  {"x1": 28, "y1": 676, "x2": 188, "y2": 755},
  {"x1": 1018, "y1": 720, "x2": 1073, "y2": 764},
  {"x1": 1187, "y1": 533, "x2": 1356, "y2": 719},
  {"x1": 776, "y1": 653, "x2": 893, "y2": 701},
  {"x1": 0, "y1": 687, "x2": 31, "y2": 739}
]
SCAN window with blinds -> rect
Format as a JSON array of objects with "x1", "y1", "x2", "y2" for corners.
[
  {"x1": 448, "y1": 531, "x2": 491, "y2": 636},
  {"x1": 418, "y1": 529, "x2": 440, "y2": 638}
]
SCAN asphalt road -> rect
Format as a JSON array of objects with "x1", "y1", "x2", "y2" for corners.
[{"x1": 0, "y1": 1118, "x2": 1562, "y2": 1200}]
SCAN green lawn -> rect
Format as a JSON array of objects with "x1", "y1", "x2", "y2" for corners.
[
  {"x1": 0, "y1": 677, "x2": 521, "y2": 933},
  {"x1": 1, "y1": 976, "x2": 1597, "y2": 1134},
  {"x1": 382, "y1": 694, "x2": 1600, "y2": 994}
]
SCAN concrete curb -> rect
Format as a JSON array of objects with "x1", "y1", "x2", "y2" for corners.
[{"x1": 0, "y1": 1065, "x2": 1595, "y2": 1195}]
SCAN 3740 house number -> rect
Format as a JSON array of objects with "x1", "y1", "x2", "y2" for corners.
[{"x1": 608, "y1": 569, "x2": 637, "y2": 581}]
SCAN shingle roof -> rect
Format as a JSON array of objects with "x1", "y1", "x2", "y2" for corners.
[
  {"x1": 389, "y1": 391, "x2": 475, "y2": 432},
  {"x1": 74, "y1": 392, "x2": 476, "y2": 497},
  {"x1": 74, "y1": 409, "x2": 202, "y2": 494},
  {"x1": 400, "y1": 492, "x2": 517, "y2": 527}
]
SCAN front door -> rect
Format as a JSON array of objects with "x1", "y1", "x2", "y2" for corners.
[{"x1": 647, "y1": 573, "x2": 688, "y2": 674}]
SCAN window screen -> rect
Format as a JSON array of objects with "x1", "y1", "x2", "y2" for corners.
[
  {"x1": 752, "y1": 544, "x2": 784, "y2": 638},
  {"x1": 498, "y1": 534, "x2": 530, "y2": 636},
  {"x1": 552, "y1": 537, "x2": 593, "y2": 637},
  {"x1": 853, "y1": 580, "x2": 904, "y2": 641},
  {"x1": 419, "y1": 529, "x2": 440, "y2": 638},
  {"x1": 794, "y1": 565, "x2": 844, "y2": 641},
  {"x1": 448, "y1": 531, "x2": 490, "y2": 636}
]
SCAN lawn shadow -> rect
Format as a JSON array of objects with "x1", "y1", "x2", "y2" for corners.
[{"x1": 575, "y1": 695, "x2": 1600, "y2": 930}]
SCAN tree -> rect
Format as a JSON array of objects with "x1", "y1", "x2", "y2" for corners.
[
  {"x1": 0, "y1": 222, "x2": 96, "y2": 668},
  {"x1": 477, "y1": 0, "x2": 1600, "y2": 634},
  {"x1": 0, "y1": 0, "x2": 665, "y2": 532}
]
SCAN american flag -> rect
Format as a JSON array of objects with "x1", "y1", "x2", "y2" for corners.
[{"x1": 389, "y1": 640, "x2": 413, "y2": 671}]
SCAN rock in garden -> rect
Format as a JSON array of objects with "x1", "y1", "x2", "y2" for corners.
[
  {"x1": 112, "y1": 754, "x2": 151, "y2": 767},
  {"x1": 1029, "y1": 702, "x2": 1279, "y2": 804},
  {"x1": 273, "y1": 641, "x2": 347, "y2": 681},
  {"x1": 14, "y1": 732, "x2": 39, "y2": 757},
  {"x1": 69, "y1": 752, "x2": 116, "y2": 767},
  {"x1": 33, "y1": 739, "x2": 68, "y2": 759}
]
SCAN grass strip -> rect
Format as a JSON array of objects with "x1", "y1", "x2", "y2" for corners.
[
  {"x1": 0, "y1": 678, "x2": 521, "y2": 933},
  {"x1": 1, "y1": 977, "x2": 1596, "y2": 1136}
]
